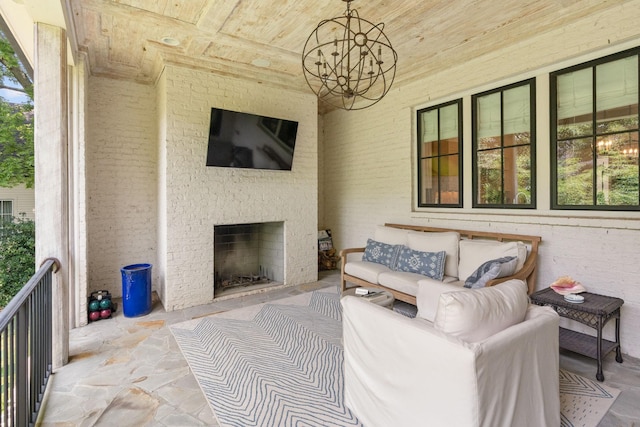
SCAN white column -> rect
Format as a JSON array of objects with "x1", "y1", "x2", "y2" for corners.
[
  {"x1": 70, "y1": 53, "x2": 89, "y2": 328},
  {"x1": 34, "y1": 23, "x2": 69, "y2": 370}
]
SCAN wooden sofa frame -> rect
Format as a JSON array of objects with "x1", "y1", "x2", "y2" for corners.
[{"x1": 340, "y1": 223, "x2": 541, "y2": 305}]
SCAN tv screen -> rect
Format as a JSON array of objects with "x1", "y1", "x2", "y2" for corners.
[{"x1": 206, "y1": 107, "x2": 299, "y2": 170}]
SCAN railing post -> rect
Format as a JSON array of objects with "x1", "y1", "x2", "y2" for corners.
[{"x1": 15, "y1": 304, "x2": 28, "y2": 426}]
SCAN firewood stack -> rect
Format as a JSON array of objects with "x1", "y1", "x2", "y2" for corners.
[
  {"x1": 318, "y1": 229, "x2": 340, "y2": 271},
  {"x1": 318, "y1": 248, "x2": 340, "y2": 271}
]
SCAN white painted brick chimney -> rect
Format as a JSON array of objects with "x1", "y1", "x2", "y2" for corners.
[{"x1": 157, "y1": 65, "x2": 318, "y2": 311}]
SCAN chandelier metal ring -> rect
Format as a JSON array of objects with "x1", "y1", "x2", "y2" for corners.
[{"x1": 302, "y1": 0, "x2": 398, "y2": 110}]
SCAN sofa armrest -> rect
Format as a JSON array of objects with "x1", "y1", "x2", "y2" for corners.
[
  {"x1": 340, "y1": 247, "x2": 365, "y2": 291},
  {"x1": 339, "y1": 247, "x2": 365, "y2": 258},
  {"x1": 474, "y1": 305, "x2": 560, "y2": 427},
  {"x1": 486, "y1": 247, "x2": 538, "y2": 293}
]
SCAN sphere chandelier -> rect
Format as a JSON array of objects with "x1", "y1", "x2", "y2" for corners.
[{"x1": 302, "y1": 0, "x2": 398, "y2": 111}]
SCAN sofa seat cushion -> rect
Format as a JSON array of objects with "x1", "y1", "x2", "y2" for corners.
[
  {"x1": 416, "y1": 280, "x2": 466, "y2": 323},
  {"x1": 458, "y1": 240, "x2": 527, "y2": 282},
  {"x1": 344, "y1": 261, "x2": 392, "y2": 284},
  {"x1": 377, "y1": 271, "x2": 427, "y2": 297},
  {"x1": 434, "y1": 279, "x2": 529, "y2": 342},
  {"x1": 407, "y1": 231, "x2": 460, "y2": 278}
]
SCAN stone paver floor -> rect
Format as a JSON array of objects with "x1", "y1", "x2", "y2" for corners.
[{"x1": 37, "y1": 271, "x2": 640, "y2": 426}]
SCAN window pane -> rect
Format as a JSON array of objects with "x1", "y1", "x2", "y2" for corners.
[
  {"x1": 421, "y1": 140, "x2": 438, "y2": 157},
  {"x1": 441, "y1": 155, "x2": 460, "y2": 204},
  {"x1": 556, "y1": 138, "x2": 594, "y2": 205},
  {"x1": 2, "y1": 201, "x2": 11, "y2": 215},
  {"x1": 477, "y1": 92, "x2": 501, "y2": 149},
  {"x1": 596, "y1": 132, "x2": 639, "y2": 205},
  {"x1": 420, "y1": 109, "x2": 438, "y2": 157},
  {"x1": 596, "y1": 56, "x2": 639, "y2": 133},
  {"x1": 503, "y1": 146, "x2": 532, "y2": 205},
  {"x1": 420, "y1": 158, "x2": 439, "y2": 204},
  {"x1": 504, "y1": 131, "x2": 530, "y2": 148},
  {"x1": 476, "y1": 149, "x2": 502, "y2": 204},
  {"x1": 0, "y1": 201, "x2": 11, "y2": 226},
  {"x1": 439, "y1": 104, "x2": 458, "y2": 140},
  {"x1": 557, "y1": 68, "x2": 593, "y2": 138},
  {"x1": 503, "y1": 85, "x2": 530, "y2": 136},
  {"x1": 440, "y1": 137, "x2": 458, "y2": 155},
  {"x1": 420, "y1": 109, "x2": 438, "y2": 143}
]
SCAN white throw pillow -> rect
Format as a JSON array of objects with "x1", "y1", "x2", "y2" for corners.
[
  {"x1": 458, "y1": 240, "x2": 526, "y2": 282},
  {"x1": 433, "y1": 280, "x2": 528, "y2": 342},
  {"x1": 373, "y1": 225, "x2": 410, "y2": 245},
  {"x1": 407, "y1": 231, "x2": 460, "y2": 278}
]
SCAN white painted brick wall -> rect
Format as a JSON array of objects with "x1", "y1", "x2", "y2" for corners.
[
  {"x1": 159, "y1": 65, "x2": 318, "y2": 311},
  {"x1": 86, "y1": 76, "x2": 158, "y2": 298},
  {"x1": 322, "y1": 4, "x2": 640, "y2": 358}
]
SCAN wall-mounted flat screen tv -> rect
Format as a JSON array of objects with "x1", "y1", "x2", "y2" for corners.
[{"x1": 206, "y1": 107, "x2": 299, "y2": 171}]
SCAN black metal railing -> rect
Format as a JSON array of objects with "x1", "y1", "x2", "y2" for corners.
[{"x1": 0, "y1": 258, "x2": 59, "y2": 427}]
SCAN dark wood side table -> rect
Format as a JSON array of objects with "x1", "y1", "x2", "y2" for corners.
[{"x1": 529, "y1": 288, "x2": 623, "y2": 382}]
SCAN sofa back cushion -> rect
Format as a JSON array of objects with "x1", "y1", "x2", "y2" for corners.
[
  {"x1": 407, "y1": 231, "x2": 460, "y2": 278},
  {"x1": 374, "y1": 225, "x2": 410, "y2": 245},
  {"x1": 434, "y1": 279, "x2": 528, "y2": 342},
  {"x1": 457, "y1": 240, "x2": 526, "y2": 282}
]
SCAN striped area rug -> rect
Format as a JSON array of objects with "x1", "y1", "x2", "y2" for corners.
[
  {"x1": 560, "y1": 369, "x2": 620, "y2": 427},
  {"x1": 170, "y1": 290, "x2": 362, "y2": 426},
  {"x1": 171, "y1": 289, "x2": 619, "y2": 427}
]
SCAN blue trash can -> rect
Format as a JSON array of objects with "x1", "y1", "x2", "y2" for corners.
[{"x1": 121, "y1": 263, "x2": 152, "y2": 317}]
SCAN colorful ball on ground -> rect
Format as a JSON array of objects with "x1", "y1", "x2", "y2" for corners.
[
  {"x1": 100, "y1": 309, "x2": 111, "y2": 319},
  {"x1": 89, "y1": 300, "x2": 100, "y2": 312},
  {"x1": 89, "y1": 311, "x2": 100, "y2": 321},
  {"x1": 99, "y1": 299, "x2": 112, "y2": 309}
]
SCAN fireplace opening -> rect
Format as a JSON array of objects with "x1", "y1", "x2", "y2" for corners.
[{"x1": 214, "y1": 222, "x2": 284, "y2": 298}]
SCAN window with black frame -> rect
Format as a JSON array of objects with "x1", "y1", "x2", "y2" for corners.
[
  {"x1": 416, "y1": 99, "x2": 462, "y2": 207},
  {"x1": 551, "y1": 49, "x2": 640, "y2": 210},
  {"x1": 472, "y1": 79, "x2": 536, "y2": 208}
]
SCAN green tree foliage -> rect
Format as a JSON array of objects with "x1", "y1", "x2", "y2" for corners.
[
  {"x1": 556, "y1": 119, "x2": 639, "y2": 207},
  {"x1": 0, "y1": 216, "x2": 35, "y2": 308},
  {"x1": 0, "y1": 30, "x2": 34, "y2": 188},
  {"x1": 0, "y1": 101, "x2": 33, "y2": 187}
]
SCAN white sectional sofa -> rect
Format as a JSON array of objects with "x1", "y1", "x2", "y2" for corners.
[
  {"x1": 341, "y1": 279, "x2": 561, "y2": 427},
  {"x1": 340, "y1": 224, "x2": 541, "y2": 305}
]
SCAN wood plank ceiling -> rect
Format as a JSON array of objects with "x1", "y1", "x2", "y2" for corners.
[{"x1": 67, "y1": 0, "x2": 628, "y2": 102}]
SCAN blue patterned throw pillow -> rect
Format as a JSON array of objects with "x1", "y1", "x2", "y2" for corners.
[
  {"x1": 393, "y1": 246, "x2": 446, "y2": 281},
  {"x1": 464, "y1": 256, "x2": 518, "y2": 289},
  {"x1": 362, "y1": 239, "x2": 401, "y2": 268}
]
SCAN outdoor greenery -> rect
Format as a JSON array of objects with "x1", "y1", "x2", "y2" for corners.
[
  {"x1": 0, "y1": 215, "x2": 35, "y2": 308},
  {"x1": 477, "y1": 133, "x2": 532, "y2": 205},
  {"x1": 556, "y1": 119, "x2": 639, "y2": 207},
  {"x1": 0, "y1": 31, "x2": 35, "y2": 308},
  {"x1": 0, "y1": 30, "x2": 34, "y2": 188}
]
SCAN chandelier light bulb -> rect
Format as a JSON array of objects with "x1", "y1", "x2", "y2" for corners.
[{"x1": 302, "y1": 0, "x2": 398, "y2": 110}]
